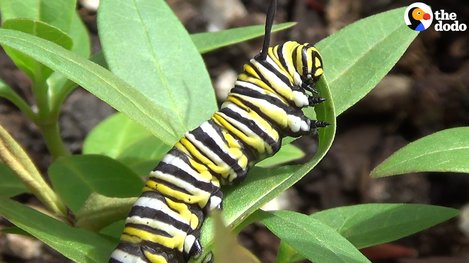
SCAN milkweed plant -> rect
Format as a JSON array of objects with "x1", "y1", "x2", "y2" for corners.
[{"x1": 0, "y1": 1, "x2": 464, "y2": 263}]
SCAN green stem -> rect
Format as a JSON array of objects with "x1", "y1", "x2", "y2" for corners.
[
  {"x1": 38, "y1": 121, "x2": 70, "y2": 159},
  {"x1": 32, "y1": 75, "x2": 70, "y2": 159}
]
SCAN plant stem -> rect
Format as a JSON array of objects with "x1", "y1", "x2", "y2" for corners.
[{"x1": 38, "y1": 121, "x2": 70, "y2": 159}]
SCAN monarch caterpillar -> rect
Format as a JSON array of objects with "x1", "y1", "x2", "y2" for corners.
[{"x1": 109, "y1": 0, "x2": 326, "y2": 262}]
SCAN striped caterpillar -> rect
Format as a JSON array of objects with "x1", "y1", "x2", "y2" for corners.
[{"x1": 109, "y1": 0, "x2": 326, "y2": 262}]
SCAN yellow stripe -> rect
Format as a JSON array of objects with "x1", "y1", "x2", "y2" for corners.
[
  {"x1": 243, "y1": 64, "x2": 259, "y2": 78},
  {"x1": 123, "y1": 226, "x2": 183, "y2": 251},
  {"x1": 314, "y1": 68, "x2": 323, "y2": 77},
  {"x1": 180, "y1": 138, "x2": 215, "y2": 167},
  {"x1": 143, "y1": 251, "x2": 167, "y2": 263},
  {"x1": 212, "y1": 113, "x2": 265, "y2": 154},
  {"x1": 145, "y1": 180, "x2": 207, "y2": 207},
  {"x1": 175, "y1": 142, "x2": 190, "y2": 155},
  {"x1": 165, "y1": 198, "x2": 199, "y2": 230},
  {"x1": 315, "y1": 56, "x2": 321, "y2": 68},
  {"x1": 226, "y1": 97, "x2": 279, "y2": 142},
  {"x1": 121, "y1": 233, "x2": 141, "y2": 244},
  {"x1": 268, "y1": 47, "x2": 293, "y2": 84},
  {"x1": 238, "y1": 74, "x2": 278, "y2": 96},
  {"x1": 230, "y1": 94, "x2": 288, "y2": 129},
  {"x1": 186, "y1": 158, "x2": 213, "y2": 181}
]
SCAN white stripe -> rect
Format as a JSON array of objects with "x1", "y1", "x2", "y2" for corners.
[
  {"x1": 161, "y1": 154, "x2": 211, "y2": 183},
  {"x1": 149, "y1": 170, "x2": 210, "y2": 200},
  {"x1": 224, "y1": 103, "x2": 277, "y2": 142},
  {"x1": 134, "y1": 196, "x2": 187, "y2": 225},
  {"x1": 110, "y1": 249, "x2": 147, "y2": 263}
]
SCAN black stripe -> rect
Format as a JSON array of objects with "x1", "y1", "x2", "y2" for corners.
[
  {"x1": 169, "y1": 137, "x2": 226, "y2": 184},
  {"x1": 115, "y1": 242, "x2": 148, "y2": 261},
  {"x1": 219, "y1": 107, "x2": 278, "y2": 152},
  {"x1": 129, "y1": 205, "x2": 190, "y2": 231},
  {"x1": 301, "y1": 45, "x2": 309, "y2": 77},
  {"x1": 189, "y1": 124, "x2": 246, "y2": 176},
  {"x1": 231, "y1": 85, "x2": 297, "y2": 115},
  {"x1": 276, "y1": 43, "x2": 290, "y2": 74},
  {"x1": 155, "y1": 162, "x2": 217, "y2": 193},
  {"x1": 256, "y1": 58, "x2": 292, "y2": 89},
  {"x1": 148, "y1": 177, "x2": 192, "y2": 196},
  {"x1": 125, "y1": 222, "x2": 171, "y2": 238}
]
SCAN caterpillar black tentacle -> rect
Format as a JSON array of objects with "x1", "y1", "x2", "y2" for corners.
[{"x1": 109, "y1": 0, "x2": 326, "y2": 262}]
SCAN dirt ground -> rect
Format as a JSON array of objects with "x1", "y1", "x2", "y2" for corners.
[{"x1": 0, "y1": 0, "x2": 468, "y2": 262}]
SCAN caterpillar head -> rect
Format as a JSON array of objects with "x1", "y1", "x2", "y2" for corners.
[{"x1": 297, "y1": 44, "x2": 324, "y2": 87}]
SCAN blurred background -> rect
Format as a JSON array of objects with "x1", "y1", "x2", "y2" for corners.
[{"x1": 0, "y1": 0, "x2": 468, "y2": 262}]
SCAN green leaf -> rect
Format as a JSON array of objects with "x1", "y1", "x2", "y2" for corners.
[
  {"x1": 0, "y1": 28, "x2": 179, "y2": 145},
  {"x1": 313, "y1": 204, "x2": 459, "y2": 249},
  {"x1": 316, "y1": 7, "x2": 418, "y2": 116},
  {"x1": 0, "y1": 78, "x2": 35, "y2": 120},
  {"x1": 98, "y1": 0, "x2": 216, "y2": 137},
  {"x1": 260, "y1": 210, "x2": 370, "y2": 263},
  {"x1": 0, "y1": 123, "x2": 65, "y2": 216},
  {"x1": 0, "y1": 198, "x2": 115, "y2": 263},
  {"x1": 193, "y1": 75, "x2": 336, "y2": 262},
  {"x1": 76, "y1": 193, "x2": 137, "y2": 232},
  {"x1": 256, "y1": 143, "x2": 305, "y2": 168},
  {"x1": 48, "y1": 154, "x2": 143, "y2": 213},
  {"x1": 68, "y1": 10, "x2": 91, "y2": 58},
  {"x1": 0, "y1": 163, "x2": 28, "y2": 197},
  {"x1": 372, "y1": 127, "x2": 469, "y2": 177},
  {"x1": 83, "y1": 113, "x2": 171, "y2": 175},
  {"x1": 193, "y1": 23, "x2": 296, "y2": 54},
  {"x1": 2, "y1": 19, "x2": 73, "y2": 81}
]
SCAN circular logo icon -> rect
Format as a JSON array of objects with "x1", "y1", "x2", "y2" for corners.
[{"x1": 404, "y1": 2, "x2": 433, "y2": 31}]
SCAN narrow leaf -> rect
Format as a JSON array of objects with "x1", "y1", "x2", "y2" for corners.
[
  {"x1": 193, "y1": 23, "x2": 296, "y2": 54},
  {"x1": 260, "y1": 210, "x2": 370, "y2": 263},
  {"x1": 2, "y1": 19, "x2": 73, "y2": 81},
  {"x1": 0, "y1": 123, "x2": 65, "y2": 215},
  {"x1": 0, "y1": 198, "x2": 115, "y2": 263},
  {"x1": 316, "y1": 7, "x2": 418, "y2": 116},
  {"x1": 372, "y1": 127, "x2": 469, "y2": 177},
  {"x1": 48, "y1": 154, "x2": 143, "y2": 213},
  {"x1": 98, "y1": 0, "x2": 216, "y2": 136}
]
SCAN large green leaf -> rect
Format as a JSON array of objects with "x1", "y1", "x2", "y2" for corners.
[
  {"x1": 83, "y1": 113, "x2": 171, "y2": 175},
  {"x1": 48, "y1": 154, "x2": 143, "y2": 213},
  {"x1": 0, "y1": 28, "x2": 179, "y2": 145},
  {"x1": 316, "y1": 7, "x2": 418, "y2": 116},
  {"x1": 372, "y1": 127, "x2": 469, "y2": 177},
  {"x1": 261, "y1": 210, "x2": 370, "y2": 263},
  {"x1": 2, "y1": 19, "x2": 73, "y2": 81},
  {"x1": 193, "y1": 23, "x2": 295, "y2": 54},
  {"x1": 0, "y1": 163, "x2": 28, "y2": 197},
  {"x1": 98, "y1": 0, "x2": 216, "y2": 137},
  {"x1": 0, "y1": 0, "x2": 76, "y2": 33},
  {"x1": 0, "y1": 198, "x2": 115, "y2": 263}
]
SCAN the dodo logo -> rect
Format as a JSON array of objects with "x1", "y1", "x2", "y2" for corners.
[{"x1": 404, "y1": 2, "x2": 433, "y2": 31}]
